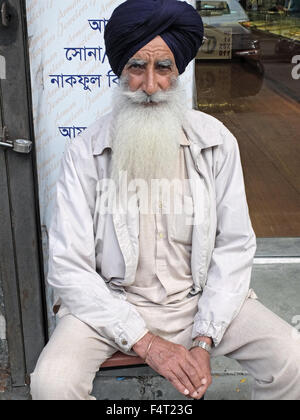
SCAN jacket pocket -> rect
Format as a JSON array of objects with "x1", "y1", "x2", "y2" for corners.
[{"x1": 168, "y1": 193, "x2": 194, "y2": 245}]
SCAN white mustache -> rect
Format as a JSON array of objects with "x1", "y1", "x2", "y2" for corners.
[
  {"x1": 119, "y1": 76, "x2": 183, "y2": 105},
  {"x1": 122, "y1": 89, "x2": 176, "y2": 104}
]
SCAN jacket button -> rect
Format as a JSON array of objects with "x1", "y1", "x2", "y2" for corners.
[{"x1": 121, "y1": 339, "x2": 128, "y2": 346}]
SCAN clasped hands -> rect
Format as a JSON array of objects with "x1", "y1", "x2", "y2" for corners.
[{"x1": 133, "y1": 333, "x2": 212, "y2": 400}]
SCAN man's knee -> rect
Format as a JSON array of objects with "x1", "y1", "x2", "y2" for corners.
[
  {"x1": 30, "y1": 355, "x2": 91, "y2": 400},
  {"x1": 264, "y1": 333, "x2": 300, "y2": 395},
  {"x1": 30, "y1": 355, "x2": 67, "y2": 400}
]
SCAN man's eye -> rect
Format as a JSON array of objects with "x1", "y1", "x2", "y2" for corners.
[
  {"x1": 157, "y1": 65, "x2": 172, "y2": 71},
  {"x1": 130, "y1": 64, "x2": 144, "y2": 69}
]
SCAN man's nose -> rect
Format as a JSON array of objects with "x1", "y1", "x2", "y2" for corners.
[{"x1": 143, "y1": 68, "x2": 159, "y2": 96}]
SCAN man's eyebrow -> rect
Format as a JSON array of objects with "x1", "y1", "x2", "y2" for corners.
[
  {"x1": 156, "y1": 59, "x2": 174, "y2": 67},
  {"x1": 127, "y1": 58, "x2": 174, "y2": 67},
  {"x1": 127, "y1": 58, "x2": 147, "y2": 66}
]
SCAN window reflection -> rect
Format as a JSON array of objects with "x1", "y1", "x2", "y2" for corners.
[
  {"x1": 196, "y1": 0, "x2": 300, "y2": 237},
  {"x1": 197, "y1": 1, "x2": 231, "y2": 16},
  {"x1": 197, "y1": 0, "x2": 261, "y2": 62}
]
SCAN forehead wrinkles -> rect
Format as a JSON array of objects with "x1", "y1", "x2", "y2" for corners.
[{"x1": 134, "y1": 47, "x2": 174, "y2": 61}]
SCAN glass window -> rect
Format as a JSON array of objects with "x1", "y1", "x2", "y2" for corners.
[{"x1": 196, "y1": 0, "x2": 300, "y2": 237}]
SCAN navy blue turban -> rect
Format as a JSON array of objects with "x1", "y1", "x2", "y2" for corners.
[{"x1": 104, "y1": 0, "x2": 204, "y2": 78}]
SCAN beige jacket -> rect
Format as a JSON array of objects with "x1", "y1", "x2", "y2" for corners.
[{"x1": 47, "y1": 109, "x2": 257, "y2": 351}]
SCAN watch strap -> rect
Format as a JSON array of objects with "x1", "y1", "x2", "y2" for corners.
[{"x1": 191, "y1": 340, "x2": 212, "y2": 354}]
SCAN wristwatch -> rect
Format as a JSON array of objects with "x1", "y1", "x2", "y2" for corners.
[{"x1": 191, "y1": 340, "x2": 212, "y2": 354}]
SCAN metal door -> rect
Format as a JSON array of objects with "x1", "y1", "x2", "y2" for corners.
[{"x1": 0, "y1": 0, "x2": 46, "y2": 391}]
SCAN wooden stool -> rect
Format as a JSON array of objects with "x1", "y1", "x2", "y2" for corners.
[{"x1": 100, "y1": 351, "x2": 146, "y2": 368}]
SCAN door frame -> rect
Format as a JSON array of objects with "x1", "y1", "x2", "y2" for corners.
[{"x1": 0, "y1": 0, "x2": 47, "y2": 387}]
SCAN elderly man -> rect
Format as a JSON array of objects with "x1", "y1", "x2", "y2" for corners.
[{"x1": 30, "y1": 0, "x2": 300, "y2": 400}]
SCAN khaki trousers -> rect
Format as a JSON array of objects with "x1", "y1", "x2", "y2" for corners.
[{"x1": 30, "y1": 297, "x2": 300, "y2": 400}]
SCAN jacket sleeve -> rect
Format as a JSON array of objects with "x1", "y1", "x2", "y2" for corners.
[
  {"x1": 47, "y1": 143, "x2": 148, "y2": 352},
  {"x1": 192, "y1": 124, "x2": 257, "y2": 347}
]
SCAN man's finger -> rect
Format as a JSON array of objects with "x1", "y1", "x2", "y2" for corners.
[
  {"x1": 193, "y1": 383, "x2": 207, "y2": 400},
  {"x1": 171, "y1": 367, "x2": 199, "y2": 397},
  {"x1": 188, "y1": 349, "x2": 212, "y2": 387},
  {"x1": 180, "y1": 359, "x2": 205, "y2": 391},
  {"x1": 168, "y1": 374, "x2": 193, "y2": 398}
]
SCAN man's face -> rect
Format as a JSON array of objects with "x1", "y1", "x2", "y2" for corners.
[{"x1": 121, "y1": 36, "x2": 179, "y2": 97}]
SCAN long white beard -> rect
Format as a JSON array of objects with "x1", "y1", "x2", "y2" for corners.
[{"x1": 110, "y1": 78, "x2": 187, "y2": 189}]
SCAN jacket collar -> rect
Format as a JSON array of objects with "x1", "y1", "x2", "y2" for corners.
[
  {"x1": 182, "y1": 109, "x2": 223, "y2": 150},
  {"x1": 92, "y1": 109, "x2": 223, "y2": 156},
  {"x1": 92, "y1": 112, "x2": 114, "y2": 156}
]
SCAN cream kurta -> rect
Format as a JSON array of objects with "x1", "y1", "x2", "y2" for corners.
[{"x1": 125, "y1": 132, "x2": 200, "y2": 340}]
